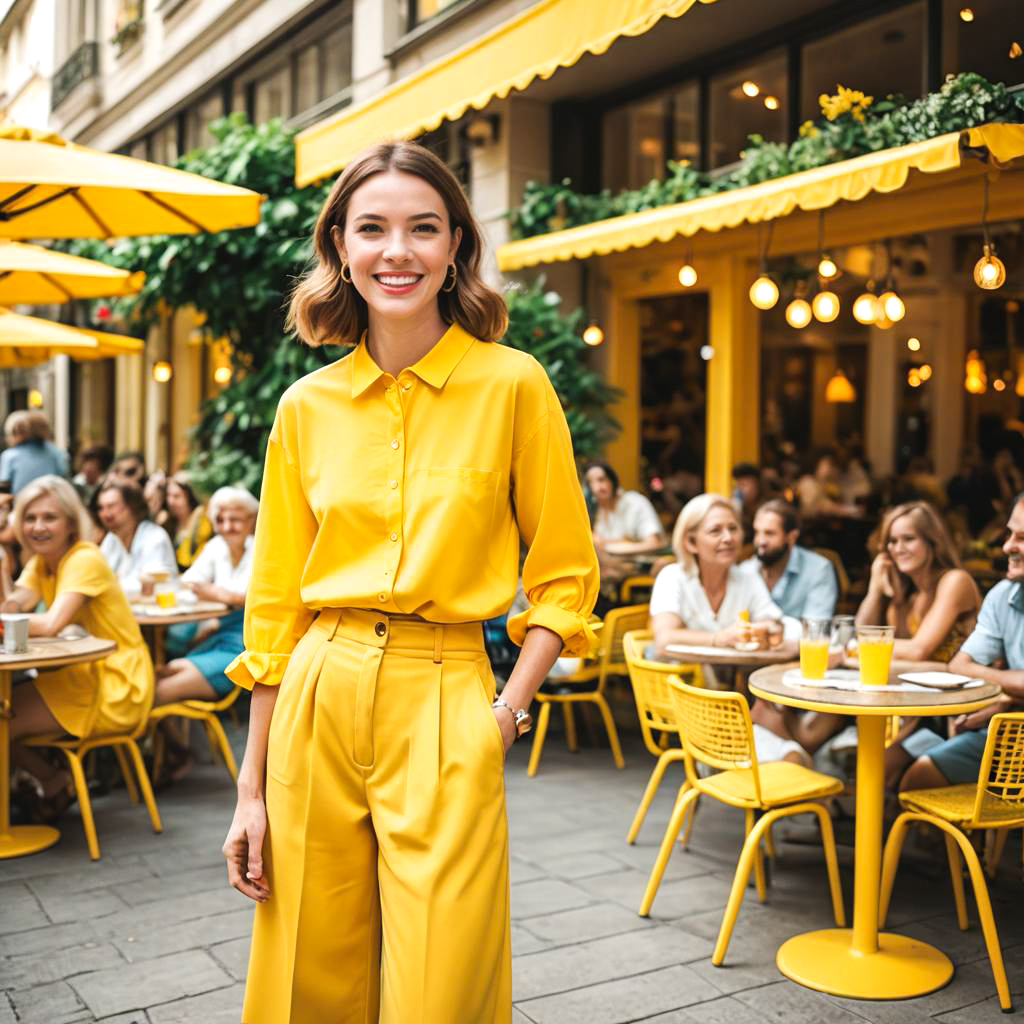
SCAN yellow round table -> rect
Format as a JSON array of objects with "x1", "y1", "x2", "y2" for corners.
[
  {"x1": 0, "y1": 635, "x2": 116, "y2": 858},
  {"x1": 749, "y1": 663, "x2": 1001, "y2": 1001}
]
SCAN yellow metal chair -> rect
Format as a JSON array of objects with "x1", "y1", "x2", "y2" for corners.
[
  {"x1": 23, "y1": 707, "x2": 163, "y2": 862},
  {"x1": 526, "y1": 607, "x2": 644, "y2": 777},
  {"x1": 147, "y1": 685, "x2": 243, "y2": 784},
  {"x1": 639, "y1": 676, "x2": 846, "y2": 968},
  {"x1": 620, "y1": 575, "x2": 654, "y2": 604},
  {"x1": 622, "y1": 629, "x2": 703, "y2": 844},
  {"x1": 879, "y1": 713, "x2": 1024, "y2": 1013}
]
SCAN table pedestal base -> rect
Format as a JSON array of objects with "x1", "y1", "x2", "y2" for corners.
[
  {"x1": 777, "y1": 929, "x2": 953, "y2": 999},
  {"x1": 0, "y1": 824, "x2": 60, "y2": 859}
]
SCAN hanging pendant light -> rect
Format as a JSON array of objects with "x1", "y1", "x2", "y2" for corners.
[
  {"x1": 852, "y1": 289, "x2": 879, "y2": 324},
  {"x1": 678, "y1": 262, "x2": 698, "y2": 288},
  {"x1": 825, "y1": 369, "x2": 856, "y2": 403},
  {"x1": 815, "y1": 213, "x2": 839, "y2": 281},
  {"x1": 812, "y1": 290, "x2": 840, "y2": 323},
  {"x1": 749, "y1": 222, "x2": 779, "y2": 309},
  {"x1": 974, "y1": 176, "x2": 1006, "y2": 291},
  {"x1": 878, "y1": 290, "x2": 906, "y2": 322},
  {"x1": 582, "y1": 323, "x2": 605, "y2": 346},
  {"x1": 964, "y1": 349, "x2": 987, "y2": 394}
]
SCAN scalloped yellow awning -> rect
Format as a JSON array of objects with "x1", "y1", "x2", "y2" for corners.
[
  {"x1": 497, "y1": 123, "x2": 1024, "y2": 271},
  {"x1": 295, "y1": 0, "x2": 719, "y2": 186}
]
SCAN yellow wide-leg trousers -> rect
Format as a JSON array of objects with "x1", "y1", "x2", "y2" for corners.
[{"x1": 242, "y1": 608, "x2": 512, "y2": 1024}]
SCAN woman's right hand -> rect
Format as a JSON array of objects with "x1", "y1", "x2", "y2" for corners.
[
  {"x1": 714, "y1": 621, "x2": 751, "y2": 648},
  {"x1": 223, "y1": 793, "x2": 270, "y2": 902},
  {"x1": 868, "y1": 553, "x2": 895, "y2": 598}
]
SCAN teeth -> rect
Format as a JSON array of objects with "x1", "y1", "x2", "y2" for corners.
[{"x1": 377, "y1": 275, "x2": 419, "y2": 286}]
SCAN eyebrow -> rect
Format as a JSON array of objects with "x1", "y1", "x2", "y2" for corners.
[{"x1": 353, "y1": 212, "x2": 443, "y2": 223}]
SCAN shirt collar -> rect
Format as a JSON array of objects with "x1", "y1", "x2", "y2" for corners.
[
  {"x1": 1010, "y1": 581, "x2": 1024, "y2": 612},
  {"x1": 350, "y1": 323, "x2": 476, "y2": 398}
]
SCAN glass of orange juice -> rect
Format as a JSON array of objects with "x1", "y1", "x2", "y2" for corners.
[
  {"x1": 857, "y1": 624, "x2": 894, "y2": 685},
  {"x1": 800, "y1": 618, "x2": 831, "y2": 679},
  {"x1": 154, "y1": 580, "x2": 178, "y2": 610}
]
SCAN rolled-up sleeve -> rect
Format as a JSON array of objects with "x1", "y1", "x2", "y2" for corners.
[
  {"x1": 506, "y1": 359, "x2": 599, "y2": 657},
  {"x1": 960, "y1": 584, "x2": 1008, "y2": 667},
  {"x1": 225, "y1": 399, "x2": 318, "y2": 690}
]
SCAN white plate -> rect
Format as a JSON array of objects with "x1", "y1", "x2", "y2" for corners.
[{"x1": 898, "y1": 671, "x2": 976, "y2": 690}]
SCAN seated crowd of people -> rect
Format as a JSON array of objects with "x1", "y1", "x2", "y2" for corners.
[
  {"x1": 586, "y1": 455, "x2": 1024, "y2": 800},
  {"x1": 0, "y1": 412, "x2": 257, "y2": 815}
]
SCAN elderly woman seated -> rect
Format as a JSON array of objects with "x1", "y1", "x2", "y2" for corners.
[
  {"x1": 154, "y1": 486, "x2": 256, "y2": 709},
  {"x1": 3, "y1": 476, "x2": 153, "y2": 818}
]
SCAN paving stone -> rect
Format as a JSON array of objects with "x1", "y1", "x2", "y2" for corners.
[
  {"x1": 518, "y1": 963, "x2": 720, "y2": 1023},
  {"x1": 70, "y1": 949, "x2": 232, "y2": 1019},
  {"x1": 8, "y1": 979, "x2": 88, "y2": 1024},
  {"x1": 0, "y1": 920, "x2": 98, "y2": 957},
  {"x1": 112, "y1": 864, "x2": 227, "y2": 906},
  {"x1": 91, "y1": 887, "x2": 247, "y2": 943},
  {"x1": 642, "y1": 994, "x2": 778, "y2": 1022},
  {"x1": 509, "y1": 855, "x2": 549, "y2": 885},
  {"x1": 146, "y1": 982, "x2": 245, "y2": 1024},
  {"x1": 0, "y1": 882, "x2": 47, "y2": 935},
  {"x1": 510, "y1": 877, "x2": 594, "y2": 919},
  {"x1": 510, "y1": 923, "x2": 551, "y2": 956},
  {"x1": 95, "y1": 1013, "x2": 150, "y2": 1024},
  {"x1": 522, "y1": 901, "x2": 655, "y2": 946},
  {"x1": 731, "y1": 981, "x2": 885, "y2": 1023},
  {"x1": 25, "y1": 861, "x2": 154, "y2": 901},
  {"x1": 208, "y1": 935, "x2": 250, "y2": 981},
  {"x1": 33, "y1": 886, "x2": 130, "y2": 926},
  {"x1": 531, "y1": 850, "x2": 628, "y2": 880},
  {"x1": 0, "y1": 993, "x2": 14, "y2": 1024},
  {"x1": 577, "y1": 866, "x2": 733, "y2": 919},
  {"x1": 112, "y1": 908, "x2": 252, "y2": 962},
  {"x1": 0, "y1": 940, "x2": 124, "y2": 989},
  {"x1": 937, "y1": 992, "x2": 1024, "y2": 1020}
]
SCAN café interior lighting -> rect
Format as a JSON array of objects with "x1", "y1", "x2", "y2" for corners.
[
  {"x1": 678, "y1": 261, "x2": 697, "y2": 287},
  {"x1": 213, "y1": 365, "x2": 232, "y2": 385},
  {"x1": 763, "y1": 95, "x2": 780, "y2": 110},
  {"x1": 974, "y1": 175, "x2": 1006, "y2": 290},
  {"x1": 825, "y1": 368, "x2": 856, "y2": 403},
  {"x1": 152, "y1": 360, "x2": 173, "y2": 383},
  {"x1": 908, "y1": 367, "x2": 922, "y2": 388},
  {"x1": 852, "y1": 288, "x2": 880, "y2": 325},
  {"x1": 27, "y1": 388, "x2": 44, "y2": 408},
  {"x1": 750, "y1": 275, "x2": 779, "y2": 309},
  {"x1": 785, "y1": 295, "x2": 813, "y2": 329},
  {"x1": 817, "y1": 255, "x2": 838, "y2": 279},
  {"x1": 742, "y1": 80, "x2": 760, "y2": 97},
  {"x1": 964, "y1": 349, "x2": 987, "y2": 394},
  {"x1": 812, "y1": 290, "x2": 840, "y2": 323},
  {"x1": 959, "y1": 7, "x2": 974, "y2": 21},
  {"x1": 994, "y1": 378, "x2": 1007, "y2": 392},
  {"x1": 907, "y1": 336, "x2": 922, "y2": 352},
  {"x1": 918, "y1": 363, "x2": 932, "y2": 381},
  {"x1": 879, "y1": 289, "x2": 906, "y2": 322},
  {"x1": 582, "y1": 323, "x2": 605, "y2": 346},
  {"x1": 699, "y1": 344, "x2": 714, "y2": 361}
]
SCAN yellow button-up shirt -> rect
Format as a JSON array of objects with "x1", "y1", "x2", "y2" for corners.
[{"x1": 226, "y1": 323, "x2": 599, "y2": 689}]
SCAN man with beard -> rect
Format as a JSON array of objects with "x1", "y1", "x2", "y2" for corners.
[{"x1": 742, "y1": 499, "x2": 837, "y2": 620}]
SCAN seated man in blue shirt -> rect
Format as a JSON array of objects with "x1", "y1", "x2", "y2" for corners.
[
  {"x1": 741, "y1": 499, "x2": 838, "y2": 620},
  {"x1": 901, "y1": 493, "x2": 1024, "y2": 792}
]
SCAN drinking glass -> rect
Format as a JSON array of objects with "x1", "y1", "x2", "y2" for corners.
[
  {"x1": 154, "y1": 580, "x2": 178, "y2": 610},
  {"x1": 830, "y1": 615, "x2": 855, "y2": 655},
  {"x1": 857, "y1": 624, "x2": 894, "y2": 685},
  {"x1": 800, "y1": 618, "x2": 831, "y2": 679}
]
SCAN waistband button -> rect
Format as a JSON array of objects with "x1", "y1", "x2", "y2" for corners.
[{"x1": 374, "y1": 621, "x2": 387, "y2": 637}]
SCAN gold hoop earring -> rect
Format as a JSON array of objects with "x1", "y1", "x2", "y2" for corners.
[
  {"x1": 442, "y1": 263, "x2": 458, "y2": 293},
  {"x1": 340, "y1": 263, "x2": 353, "y2": 285}
]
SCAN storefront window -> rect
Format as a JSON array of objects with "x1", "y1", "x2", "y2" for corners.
[
  {"x1": 295, "y1": 43, "x2": 321, "y2": 116},
  {"x1": 410, "y1": 0, "x2": 461, "y2": 27},
  {"x1": 801, "y1": 4, "x2": 926, "y2": 121},
  {"x1": 322, "y1": 22, "x2": 353, "y2": 99},
  {"x1": 942, "y1": 0, "x2": 1024, "y2": 87},
  {"x1": 602, "y1": 83, "x2": 698, "y2": 192},
  {"x1": 150, "y1": 121, "x2": 179, "y2": 165},
  {"x1": 709, "y1": 51, "x2": 787, "y2": 169},
  {"x1": 184, "y1": 91, "x2": 224, "y2": 153},
  {"x1": 253, "y1": 65, "x2": 291, "y2": 124}
]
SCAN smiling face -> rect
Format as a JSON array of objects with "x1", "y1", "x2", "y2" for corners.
[
  {"x1": 96, "y1": 488, "x2": 135, "y2": 534},
  {"x1": 333, "y1": 169, "x2": 461, "y2": 329},
  {"x1": 687, "y1": 505, "x2": 742, "y2": 571},
  {"x1": 214, "y1": 503, "x2": 256, "y2": 544},
  {"x1": 21, "y1": 494, "x2": 74, "y2": 561},
  {"x1": 885, "y1": 513, "x2": 932, "y2": 577},
  {"x1": 1004, "y1": 500, "x2": 1024, "y2": 582}
]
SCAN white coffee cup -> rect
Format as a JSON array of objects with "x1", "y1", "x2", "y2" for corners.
[{"x1": 2, "y1": 613, "x2": 29, "y2": 654}]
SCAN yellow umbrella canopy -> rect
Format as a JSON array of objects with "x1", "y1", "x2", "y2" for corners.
[
  {"x1": 0, "y1": 240, "x2": 144, "y2": 303},
  {"x1": 0, "y1": 307, "x2": 144, "y2": 368},
  {"x1": 0, "y1": 123, "x2": 263, "y2": 240}
]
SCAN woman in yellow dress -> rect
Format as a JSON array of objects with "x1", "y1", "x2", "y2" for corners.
[
  {"x1": 221, "y1": 142, "x2": 599, "y2": 1023},
  {"x1": 4, "y1": 476, "x2": 153, "y2": 810}
]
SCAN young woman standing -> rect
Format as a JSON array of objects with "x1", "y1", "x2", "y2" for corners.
[{"x1": 221, "y1": 143, "x2": 599, "y2": 1023}]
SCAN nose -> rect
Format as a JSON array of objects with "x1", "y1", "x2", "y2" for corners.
[{"x1": 383, "y1": 229, "x2": 410, "y2": 263}]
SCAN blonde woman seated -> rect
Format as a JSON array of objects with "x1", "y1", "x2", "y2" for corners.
[
  {"x1": 3, "y1": 476, "x2": 153, "y2": 817},
  {"x1": 650, "y1": 493, "x2": 806, "y2": 766}
]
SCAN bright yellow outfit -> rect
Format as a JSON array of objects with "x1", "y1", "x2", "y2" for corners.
[
  {"x1": 227, "y1": 323, "x2": 599, "y2": 1024},
  {"x1": 19, "y1": 541, "x2": 153, "y2": 737},
  {"x1": 175, "y1": 506, "x2": 213, "y2": 570}
]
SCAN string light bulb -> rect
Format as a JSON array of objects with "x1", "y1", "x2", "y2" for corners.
[
  {"x1": 879, "y1": 290, "x2": 906, "y2": 322},
  {"x1": 825, "y1": 369, "x2": 856, "y2": 403},
  {"x1": 152, "y1": 360, "x2": 173, "y2": 383},
  {"x1": 785, "y1": 297, "x2": 812, "y2": 329},
  {"x1": 973, "y1": 244, "x2": 1006, "y2": 290},
  {"x1": 582, "y1": 323, "x2": 605, "y2": 346},
  {"x1": 852, "y1": 289, "x2": 879, "y2": 325},
  {"x1": 907, "y1": 337, "x2": 922, "y2": 352},
  {"x1": 213, "y1": 365, "x2": 232, "y2": 385},
  {"x1": 812, "y1": 290, "x2": 840, "y2": 323},
  {"x1": 817, "y1": 255, "x2": 838, "y2": 279},
  {"x1": 959, "y1": 7, "x2": 974, "y2": 21},
  {"x1": 994, "y1": 378, "x2": 1007, "y2": 392},
  {"x1": 678, "y1": 263, "x2": 697, "y2": 287},
  {"x1": 742, "y1": 80, "x2": 760, "y2": 97},
  {"x1": 763, "y1": 95, "x2": 779, "y2": 110},
  {"x1": 749, "y1": 275, "x2": 779, "y2": 310},
  {"x1": 965, "y1": 349, "x2": 987, "y2": 394},
  {"x1": 908, "y1": 368, "x2": 922, "y2": 388},
  {"x1": 918, "y1": 363, "x2": 932, "y2": 381}
]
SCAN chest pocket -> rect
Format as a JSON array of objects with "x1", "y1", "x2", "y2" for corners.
[{"x1": 426, "y1": 467, "x2": 499, "y2": 536}]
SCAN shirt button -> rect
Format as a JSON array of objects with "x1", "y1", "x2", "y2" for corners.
[
  {"x1": 391, "y1": 439, "x2": 400, "y2": 450},
  {"x1": 374, "y1": 621, "x2": 387, "y2": 637},
  {"x1": 390, "y1": 532, "x2": 398, "y2": 542},
  {"x1": 390, "y1": 479, "x2": 398, "y2": 489},
  {"x1": 378, "y1": 593, "x2": 387, "y2": 602}
]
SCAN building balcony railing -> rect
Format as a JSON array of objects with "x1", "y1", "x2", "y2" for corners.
[{"x1": 51, "y1": 41, "x2": 100, "y2": 111}]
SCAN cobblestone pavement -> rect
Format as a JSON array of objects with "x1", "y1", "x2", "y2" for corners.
[{"x1": 2, "y1": 700, "x2": 1022, "y2": 1023}]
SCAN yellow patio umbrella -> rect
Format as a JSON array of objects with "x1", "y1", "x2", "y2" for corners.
[
  {"x1": 0, "y1": 240, "x2": 144, "y2": 304},
  {"x1": 0, "y1": 123, "x2": 263, "y2": 240},
  {"x1": 0, "y1": 307, "x2": 144, "y2": 368}
]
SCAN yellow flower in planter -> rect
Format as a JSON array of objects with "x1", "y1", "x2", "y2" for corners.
[{"x1": 819, "y1": 86, "x2": 874, "y2": 123}]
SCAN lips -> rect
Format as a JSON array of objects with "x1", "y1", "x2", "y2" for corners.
[{"x1": 373, "y1": 273, "x2": 424, "y2": 294}]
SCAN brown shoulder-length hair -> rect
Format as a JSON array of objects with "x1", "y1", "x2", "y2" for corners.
[
  {"x1": 287, "y1": 142, "x2": 508, "y2": 347},
  {"x1": 877, "y1": 501, "x2": 962, "y2": 598}
]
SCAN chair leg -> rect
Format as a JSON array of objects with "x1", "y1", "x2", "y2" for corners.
[
  {"x1": 204, "y1": 713, "x2": 238, "y2": 783},
  {"x1": 112, "y1": 745, "x2": 140, "y2": 804},
  {"x1": 638, "y1": 786, "x2": 699, "y2": 917},
  {"x1": 986, "y1": 827, "x2": 1009, "y2": 880},
  {"x1": 122, "y1": 740, "x2": 162, "y2": 834},
  {"x1": 626, "y1": 751, "x2": 676, "y2": 843},
  {"x1": 152, "y1": 726, "x2": 166, "y2": 785},
  {"x1": 680, "y1": 793, "x2": 699, "y2": 849},
  {"x1": 562, "y1": 703, "x2": 578, "y2": 753},
  {"x1": 526, "y1": 702, "x2": 551, "y2": 778},
  {"x1": 944, "y1": 831, "x2": 970, "y2": 931},
  {"x1": 878, "y1": 812, "x2": 913, "y2": 928},
  {"x1": 807, "y1": 802, "x2": 846, "y2": 927},
  {"x1": 593, "y1": 694, "x2": 625, "y2": 770},
  {"x1": 63, "y1": 750, "x2": 100, "y2": 861},
  {"x1": 746, "y1": 810, "x2": 767, "y2": 903}
]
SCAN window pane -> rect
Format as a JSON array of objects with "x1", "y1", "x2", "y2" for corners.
[
  {"x1": 151, "y1": 122, "x2": 179, "y2": 165},
  {"x1": 413, "y1": 0, "x2": 460, "y2": 26},
  {"x1": 322, "y1": 22, "x2": 353, "y2": 98},
  {"x1": 942, "y1": 0, "x2": 1024, "y2": 88},
  {"x1": 295, "y1": 43, "x2": 321, "y2": 115},
  {"x1": 252, "y1": 64, "x2": 291, "y2": 123},
  {"x1": 184, "y1": 92, "x2": 223, "y2": 152},
  {"x1": 709, "y1": 51, "x2": 787, "y2": 169},
  {"x1": 802, "y1": 4, "x2": 925, "y2": 123}
]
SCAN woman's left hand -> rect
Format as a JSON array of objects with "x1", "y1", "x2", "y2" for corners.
[
  {"x1": 493, "y1": 708, "x2": 516, "y2": 754},
  {"x1": 188, "y1": 581, "x2": 219, "y2": 603}
]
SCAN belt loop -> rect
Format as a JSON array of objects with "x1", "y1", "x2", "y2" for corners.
[
  {"x1": 325, "y1": 608, "x2": 343, "y2": 641},
  {"x1": 433, "y1": 626, "x2": 443, "y2": 664}
]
